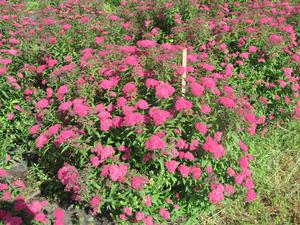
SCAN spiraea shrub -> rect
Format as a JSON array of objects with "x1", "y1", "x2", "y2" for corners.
[{"x1": 0, "y1": 0, "x2": 299, "y2": 224}]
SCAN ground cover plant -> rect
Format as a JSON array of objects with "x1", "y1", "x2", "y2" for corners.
[{"x1": 0, "y1": 0, "x2": 299, "y2": 224}]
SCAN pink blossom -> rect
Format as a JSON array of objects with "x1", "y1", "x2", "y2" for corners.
[
  {"x1": 124, "y1": 55, "x2": 139, "y2": 66},
  {"x1": 54, "y1": 130, "x2": 74, "y2": 145},
  {"x1": 268, "y1": 34, "x2": 283, "y2": 45},
  {"x1": 135, "y1": 99, "x2": 148, "y2": 110},
  {"x1": 208, "y1": 184, "x2": 224, "y2": 204},
  {"x1": 29, "y1": 124, "x2": 41, "y2": 135},
  {"x1": 175, "y1": 98, "x2": 193, "y2": 111},
  {"x1": 123, "y1": 82, "x2": 137, "y2": 96},
  {"x1": 56, "y1": 85, "x2": 68, "y2": 101},
  {"x1": 248, "y1": 46, "x2": 257, "y2": 53},
  {"x1": 90, "y1": 156, "x2": 100, "y2": 167},
  {"x1": 145, "y1": 135, "x2": 165, "y2": 150},
  {"x1": 58, "y1": 163, "x2": 79, "y2": 192},
  {"x1": 224, "y1": 184, "x2": 235, "y2": 195},
  {"x1": 48, "y1": 124, "x2": 61, "y2": 136},
  {"x1": 195, "y1": 122, "x2": 207, "y2": 134},
  {"x1": 97, "y1": 145, "x2": 115, "y2": 162},
  {"x1": 159, "y1": 208, "x2": 170, "y2": 220},
  {"x1": 155, "y1": 81, "x2": 175, "y2": 99},
  {"x1": 200, "y1": 63, "x2": 214, "y2": 72},
  {"x1": 149, "y1": 107, "x2": 171, "y2": 125},
  {"x1": 245, "y1": 188, "x2": 256, "y2": 202},
  {"x1": 6, "y1": 113, "x2": 14, "y2": 121},
  {"x1": 190, "y1": 166, "x2": 201, "y2": 179},
  {"x1": 137, "y1": 40, "x2": 157, "y2": 48},
  {"x1": 200, "y1": 105, "x2": 211, "y2": 114},
  {"x1": 184, "y1": 152, "x2": 194, "y2": 161},
  {"x1": 143, "y1": 216, "x2": 153, "y2": 225},
  {"x1": 73, "y1": 102, "x2": 89, "y2": 117},
  {"x1": 28, "y1": 200, "x2": 48, "y2": 214},
  {"x1": 178, "y1": 164, "x2": 190, "y2": 177},
  {"x1": 202, "y1": 137, "x2": 225, "y2": 159},
  {"x1": 218, "y1": 97, "x2": 236, "y2": 108},
  {"x1": 36, "y1": 99, "x2": 49, "y2": 109},
  {"x1": 189, "y1": 82, "x2": 204, "y2": 97},
  {"x1": 122, "y1": 112, "x2": 144, "y2": 126},
  {"x1": 144, "y1": 195, "x2": 152, "y2": 206},
  {"x1": 131, "y1": 176, "x2": 146, "y2": 190},
  {"x1": 164, "y1": 160, "x2": 179, "y2": 173},
  {"x1": 135, "y1": 212, "x2": 145, "y2": 221},
  {"x1": 34, "y1": 213, "x2": 47, "y2": 223},
  {"x1": 0, "y1": 169, "x2": 7, "y2": 177},
  {"x1": 36, "y1": 133, "x2": 49, "y2": 148},
  {"x1": 238, "y1": 140, "x2": 248, "y2": 152},
  {"x1": 54, "y1": 208, "x2": 64, "y2": 219},
  {"x1": 89, "y1": 196, "x2": 101, "y2": 212},
  {"x1": 108, "y1": 165, "x2": 121, "y2": 181}
]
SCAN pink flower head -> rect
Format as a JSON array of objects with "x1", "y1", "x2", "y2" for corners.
[
  {"x1": 0, "y1": 169, "x2": 7, "y2": 177},
  {"x1": 28, "y1": 200, "x2": 48, "y2": 214},
  {"x1": 189, "y1": 82, "x2": 204, "y2": 97},
  {"x1": 218, "y1": 97, "x2": 235, "y2": 108},
  {"x1": 144, "y1": 195, "x2": 152, "y2": 206},
  {"x1": 239, "y1": 156, "x2": 249, "y2": 170},
  {"x1": 200, "y1": 105, "x2": 211, "y2": 114},
  {"x1": 124, "y1": 55, "x2": 139, "y2": 66},
  {"x1": 48, "y1": 124, "x2": 61, "y2": 136},
  {"x1": 202, "y1": 137, "x2": 225, "y2": 159},
  {"x1": 29, "y1": 124, "x2": 41, "y2": 135},
  {"x1": 122, "y1": 112, "x2": 144, "y2": 127},
  {"x1": 6, "y1": 113, "x2": 14, "y2": 121},
  {"x1": 145, "y1": 135, "x2": 165, "y2": 150},
  {"x1": 155, "y1": 81, "x2": 175, "y2": 99},
  {"x1": 34, "y1": 213, "x2": 47, "y2": 223},
  {"x1": 190, "y1": 166, "x2": 201, "y2": 180},
  {"x1": 56, "y1": 85, "x2": 68, "y2": 101},
  {"x1": 122, "y1": 82, "x2": 137, "y2": 96},
  {"x1": 89, "y1": 196, "x2": 101, "y2": 210},
  {"x1": 175, "y1": 98, "x2": 193, "y2": 111},
  {"x1": 137, "y1": 40, "x2": 157, "y2": 48},
  {"x1": 135, "y1": 99, "x2": 148, "y2": 110},
  {"x1": 135, "y1": 212, "x2": 145, "y2": 221},
  {"x1": 149, "y1": 107, "x2": 171, "y2": 125},
  {"x1": 54, "y1": 208, "x2": 64, "y2": 219},
  {"x1": 224, "y1": 184, "x2": 235, "y2": 195},
  {"x1": 248, "y1": 46, "x2": 257, "y2": 53},
  {"x1": 72, "y1": 101, "x2": 89, "y2": 117},
  {"x1": 131, "y1": 176, "x2": 146, "y2": 190},
  {"x1": 178, "y1": 164, "x2": 190, "y2": 177},
  {"x1": 143, "y1": 216, "x2": 153, "y2": 225},
  {"x1": 208, "y1": 184, "x2": 224, "y2": 204},
  {"x1": 238, "y1": 140, "x2": 248, "y2": 152},
  {"x1": 35, "y1": 133, "x2": 49, "y2": 148},
  {"x1": 159, "y1": 208, "x2": 170, "y2": 220},
  {"x1": 58, "y1": 101, "x2": 72, "y2": 111},
  {"x1": 54, "y1": 129, "x2": 75, "y2": 145},
  {"x1": 164, "y1": 160, "x2": 179, "y2": 173},
  {"x1": 200, "y1": 63, "x2": 214, "y2": 72},
  {"x1": 195, "y1": 122, "x2": 207, "y2": 134},
  {"x1": 245, "y1": 188, "x2": 256, "y2": 202},
  {"x1": 58, "y1": 163, "x2": 79, "y2": 192},
  {"x1": 97, "y1": 145, "x2": 115, "y2": 162},
  {"x1": 268, "y1": 34, "x2": 283, "y2": 45},
  {"x1": 200, "y1": 77, "x2": 215, "y2": 90},
  {"x1": 36, "y1": 99, "x2": 49, "y2": 109}
]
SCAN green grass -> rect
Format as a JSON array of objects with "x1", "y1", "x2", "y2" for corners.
[{"x1": 199, "y1": 120, "x2": 300, "y2": 225}]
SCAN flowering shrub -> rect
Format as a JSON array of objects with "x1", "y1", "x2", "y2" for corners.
[{"x1": 0, "y1": 0, "x2": 299, "y2": 224}]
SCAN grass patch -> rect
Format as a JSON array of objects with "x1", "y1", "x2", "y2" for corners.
[{"x1": 199, "y1": 120, "x2": 300, "y2": 225}]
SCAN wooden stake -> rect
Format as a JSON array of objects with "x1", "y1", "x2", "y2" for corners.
[{"x1": 182, "y1": 48, "x2": 187, "y2": 95}]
